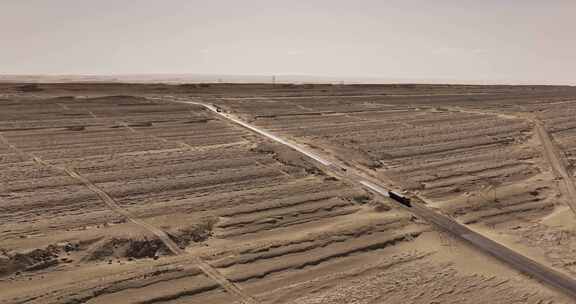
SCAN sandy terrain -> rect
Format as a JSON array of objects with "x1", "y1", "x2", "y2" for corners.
[{"x1": 1, "y1": 83, "x2": 576, "y2": 303}]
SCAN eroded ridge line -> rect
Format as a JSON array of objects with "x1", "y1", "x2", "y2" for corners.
[
  {"x1": 0, "y1": 132, "x2": 183, "y2": 255},
  {"x1": 168, "y1": 98, "x2": 576, "y2": 299},
  {"x1": 82, "y1": 108, "x2": 195, "y2": 151},
  {"x1": 0, "y1": 131, "x2": 258, "y2": 304},
  {"x1": 117, "y1": 120, "x2": 187, "y2": 148},
  {"x1": 444, "y1": 106, "x2": 576, "y2": 219},
  {"x1": 193, "y1": 257, "x2": 258, "y2": 304}
]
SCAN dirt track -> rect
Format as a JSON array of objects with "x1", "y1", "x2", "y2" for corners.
[{"x1": 533, "y1": 118, "x2": 576, "y2": 217}]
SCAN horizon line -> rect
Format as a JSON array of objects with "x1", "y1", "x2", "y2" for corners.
[{"x1": 0, "y1": 73, "x2": 574, "y2": 86}]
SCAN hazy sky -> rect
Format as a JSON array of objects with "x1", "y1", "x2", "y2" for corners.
[{"x1": 2, "y1": 1, "x2": 575, "y2": 84}]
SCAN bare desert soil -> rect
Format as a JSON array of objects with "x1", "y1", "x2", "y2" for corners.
[{"x1": 2, "y1": 83, "x2": 576, "y2": 303}]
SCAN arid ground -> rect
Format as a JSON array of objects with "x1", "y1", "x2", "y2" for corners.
[{"x1": 2, "y1": 83, "x2": 576, "y2": 303}]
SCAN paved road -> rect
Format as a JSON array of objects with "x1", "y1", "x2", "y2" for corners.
[
  {"x1": 170, "y1": 97, "x2": 576, "y2": 299},
  {"x1": 183, "y1": 101, "x2": 333, "y2": 167}
]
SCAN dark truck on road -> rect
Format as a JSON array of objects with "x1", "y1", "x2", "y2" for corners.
[{"x1": 388, "y1": 191, "x2": 412, "y2": 207}]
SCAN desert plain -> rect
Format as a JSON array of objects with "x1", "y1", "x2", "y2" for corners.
[{"x1": 2, "y1": 83, "x2": 576, "y2": 303}]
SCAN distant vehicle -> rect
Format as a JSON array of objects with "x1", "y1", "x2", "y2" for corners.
[
  {"x1": 388, "y1": 191, "x2": 411, "y2": 207},
  {"x1": 211, "y1": 104, "x2": 223, "y2": 112},
  {"x1": 327, "y1": 164, "x2": 347, "y2": 172}
]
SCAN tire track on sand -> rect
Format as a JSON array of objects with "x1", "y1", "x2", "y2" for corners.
[
  {"x1": 435, "y1": 106, "x2": 576, "y2": 219},
  {"x1": 533, "y1": 118, "x2": 576, "y2": 218},
  {"x1": 0, "y1": 132, "x2": 258, "y2": 304}
]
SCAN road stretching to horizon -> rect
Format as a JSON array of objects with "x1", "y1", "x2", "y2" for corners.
[{"x1": 162, "y1": 96, "x2": 576, "y2": 299}]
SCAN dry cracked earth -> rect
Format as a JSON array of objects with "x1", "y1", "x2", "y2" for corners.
[{"x1": 1, "y1": 83, "x2": 576, "y2": 303}]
